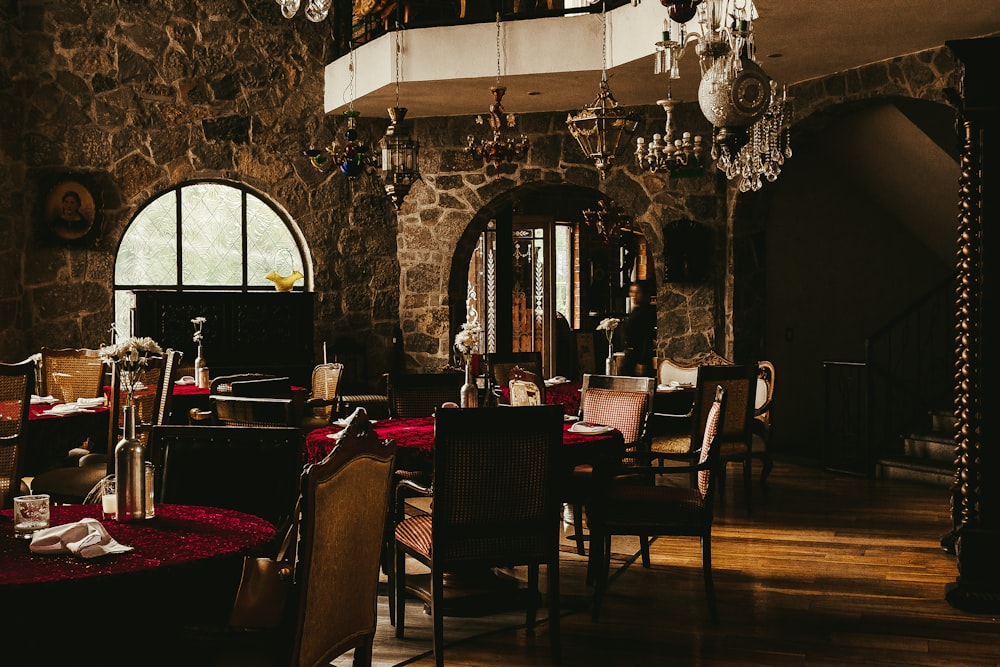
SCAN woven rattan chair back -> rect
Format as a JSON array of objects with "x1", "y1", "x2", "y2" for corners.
[
  {"x1": 308, "y1": 362, "x2": 343, "y2": 421},
  {"x1": 387, "y1": 372, "x2": 464, "y2": 419},
  {"x1": 105, "y1": 354, "x2": 167, "y2": 457},
  {"x1": 40, "y1": 347, "x2": 104, "y2": 403},
  {"x1": 209, "y1": 395, "x2": 295, "y2": 427},
  {"x1": 0, "y1": 360, "x2": 34, "y2": 507}
]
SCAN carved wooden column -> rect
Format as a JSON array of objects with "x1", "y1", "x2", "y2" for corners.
[{"x1": 945, "y1": 35, "x2": 1000, "y2": 612}]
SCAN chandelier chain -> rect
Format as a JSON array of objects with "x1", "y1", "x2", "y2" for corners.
[
  {"x1": 601, "y1": 0, "x2": 607, "y2": 81},
  {"x1": 495, "y1": 11, "x2": 502, "y2": 86},
  {"x1": 394, "y1": 27, "x2": 401, "y2": 108}
]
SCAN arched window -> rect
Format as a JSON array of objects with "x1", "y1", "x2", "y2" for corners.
[{"x1": 113, "y1": 180, "x2": 309, "y2": 335}]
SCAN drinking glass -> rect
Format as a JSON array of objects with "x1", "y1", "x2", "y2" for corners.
[
  {"x1": 13, "y1": 494, "x2": 50, "y2": 539},
  {"x1": 100, "y1": 476, "x2": 117, "y2": 520}
]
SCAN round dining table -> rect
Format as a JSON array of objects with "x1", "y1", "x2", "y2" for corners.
[{"x1": 0, "y1": 503, "x2": 276, "y2": 658}]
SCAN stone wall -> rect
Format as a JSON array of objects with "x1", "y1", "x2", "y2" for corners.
[{"x1": 0, "y1": 1, "x2": 399, "y2": 389}]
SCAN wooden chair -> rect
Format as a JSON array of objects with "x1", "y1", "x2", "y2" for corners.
[
  {"x1": 392, "y1": 405, "x2": 564, "y2": 667},
  {"x1": 566, "y1": 373, "x2": 657, "y2": 555},
  {"x1": 719, "y1": 360, "x2": 775, "y2": 498},
  {"x1": 208, "y1": 395, "x2": 296, "y2": 427},
  {"x1": 39, "y1": 347, "x2": 105, "y2": 403},
  {"x1": 484, "y1": 351, "x2": 544, "y2": 400},
  {"x1": 151, "y1": 425, "x2": 304, "y2": 530},
  {"x1": 588, "y1": 384, "x2": 728, "y2": 623},
  {"x1": 386, "y1": 372, "x2": 464, "y2": 418},
  {"x1": 508, "y1": 365, "x2": 544, "y2": 406},
  {"x1": 175, "y1": 417, "x2": 396, "y2": 666},
  {"x1": 657, "y1": 363, "x2": 758, "y2": 515},
  {"x1": 0, "y1": 359, "x2": 34, "y2": 508},
  {"x1": 189, "y1": 373, "x2": 290, "y2": 423},
  {"x1": 300, "y1": 362, "x2": 344, "y2": 431}
]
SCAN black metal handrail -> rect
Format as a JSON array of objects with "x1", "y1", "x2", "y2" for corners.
[{"x1": 865, "y1": 276, "x2": 954, "y2": 465}]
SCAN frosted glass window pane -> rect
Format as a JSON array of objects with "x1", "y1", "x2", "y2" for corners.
[
  {"x1": 115, "y1": 192, "x2": 178, "y2": 284},
  {"x1": 181, "y1": 183, "x2": 243, "y2": 286},
  {"x1": 246, "y1": 193, "x2": 302, "y2": 286},
  {"x1": 114, "y1": 290, "x2": 135, "y2": 338}
]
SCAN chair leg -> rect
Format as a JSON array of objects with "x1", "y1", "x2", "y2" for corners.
[
  {"x1": 757, "y1": 452, "x2": 773, "y2": 496},
  {"x1": 394, "y1": 545, "x2": 406, "y2": 639},
  {"x1": 702, "y1": 533, "x2": 718, "y2": 624},
  {"x1": 639, "y1": 535, "x2": 651, "y2": 568},
  {"x1": 743, "y1": 454, "x2": 753, "y2": 516},
  {"x1": 591, "y1": 534, "x2": 611, "y2": 622},
  {"x1": 526, "y1": 563, "x2": 539, "y2": 633},
  {"x1": 352, "y1": 634, "x2": 374, "y2": 667},
  {"x1": 548, "y1": 558, "x2": 561, "y2": 665},
  {"x1": 573, "y1": 502, "x2": 587, "y2": 555},
  {"x1": 432, "y1": 570, "x2": 445, "y2": 667}
]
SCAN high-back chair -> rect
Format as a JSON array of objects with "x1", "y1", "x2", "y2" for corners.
[
  {"x1": 667, "y1": 363, "x2": 758, "y2": 515},
  {"x1": 151, "y1": 424, "x2": 304, "y2": 530},
  {"x1": 39, "y1": 347, "x2": 105, "y2": 403},
  {"x1": 566, "y1": 373, "x2": 657, "y2": 555},
  {"x1": 209, "y1": 395, "x2": 296, "y2": 427},
  {"x1": 0, "y1": 360, "x2": 34, "y2": 507},
  {"x1": 588, "y1": 384, "x2": 728, "y2": 623},
  {"x1": 387, "y1": 372, "x2": 464, "y2": 418},
  {"x1": 484, "y1": 351, "x2": 544, "y2": 396},
  {"x1": 392, "y1": 405, "x2": 564, "y2": 667},
  {"x1": 301, "y1": 362, "x2": 344, "y2": 431},
  {"x1": 508, "y1": 364, "x2": 545, "y2": 406},
  {"x1": 189, "y1": 374, "x2": 291, "y2": 423},
  {"x1": 722, "y1": 359, "x2": 775, "y2": 498},
  {"x1": 178, "y1": 417, "x2": 396, "y2": 666}
]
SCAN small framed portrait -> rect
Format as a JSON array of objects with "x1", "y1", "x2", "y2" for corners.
[{"x1": 40, "y1": 176, "x2": 101, "y2": 245}]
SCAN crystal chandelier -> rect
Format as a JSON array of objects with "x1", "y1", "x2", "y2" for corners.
[
  {"x1": 379, "y1": 29, "x2": 420, "y2": 209},
  {"x1": 466, "y1": 13, "x2": 529, "y2": 169},
  {"x1": 654, "y1": 0, "x2": 793, "y2": 191},
  {"x1": 582, "y1": 198, "x2": 632, "y2": 245},
  {"x1": 566, "y1": 2, "x2": 639, "y2": 179},
  {"x1": 276, "y1": 0, "x2": 331, "y2": 22}
]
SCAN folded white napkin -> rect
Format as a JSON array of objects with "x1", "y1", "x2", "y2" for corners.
[
  {"x1": 569, "y1": 422, "x2": 613, "y2": 435},
  {"x1": 76, "y1": 397, "x2": 107, "y2": 408},
  {"x1": 29, "y1": 518, "x2": 133, "y2": 559},
  {"x1": 30, "y1": 394, "x2": 58, "y2": 404},
  {"x1": 545, "y1": 376, "x2": 570, "y2": 387},
  {"x1": 43, "y1": 403, "x2": 84, "y2": 415}
]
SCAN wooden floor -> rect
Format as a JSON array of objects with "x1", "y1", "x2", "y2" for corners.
[{"x1": 339, "y1": 459, "x2": 1000, "y2": 667}]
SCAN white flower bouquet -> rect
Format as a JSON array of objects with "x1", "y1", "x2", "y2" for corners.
[
  {"x1": 99, "y1": 336, "x2": 163, "y2": 408},
  {"x1": 454, "y1": 321, "x2": 482, "y2": 365},
  {"x1": 596, "y1": 317, "x2": 621, "y2": 350}
]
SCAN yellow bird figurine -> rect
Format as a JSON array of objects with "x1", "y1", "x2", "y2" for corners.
[{"x1": 265, "y1": 269, "x2": 303, "y2": 292}]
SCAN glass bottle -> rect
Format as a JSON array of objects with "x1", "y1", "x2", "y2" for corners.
[
  {"x1": 460, "y1": 361, "x2": 478, "y2": 408},
  {"x1": 194, "y1": 343, "x2": 209, "y2": 389},
  {"x1": 114, "y1": 404, "x2": 147, "y2": 521}
]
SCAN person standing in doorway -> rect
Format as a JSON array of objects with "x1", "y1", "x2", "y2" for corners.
[{"x1": 621, "y1": 280, "x2": 656, "y2": 377}]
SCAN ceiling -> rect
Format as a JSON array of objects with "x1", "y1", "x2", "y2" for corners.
[{"x1": 325, "y1": 0, "x2": 1000, "y2": 119}]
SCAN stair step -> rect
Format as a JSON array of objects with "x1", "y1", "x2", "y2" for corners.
[
  {"x1": 878, "y1": 456, "x2": 954, "y2": 487},
  {"x1": 929, "y1": 410, "x2": 955, "y2": 434},
  {"x1": 903, "y1": 432, "x2": 954, "y2": 462}
]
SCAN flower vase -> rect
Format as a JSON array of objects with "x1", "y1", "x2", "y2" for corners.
[
  {"x1": 194, "y1": 344, "x2": 209, "y2": 388},
  {"x1": 606, "y1": 352, "x2": 615, "y2": 376},
  {"x1": 114, "y1": 404, "x2": 147, "y2": 521},
  {"x1": 460, "y1": 363, "x2": 478, "y2": 408}
]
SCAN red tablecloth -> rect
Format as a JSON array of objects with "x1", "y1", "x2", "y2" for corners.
[
  {"x1": 0, "y1": 503, "x2": 275, "y2": 587},
  {"x1": 497, "y1": 380, "x2": 581, "y2": 415},
  {"x1": 305, "y1": 413, "x2": 616, "y2": 466}
]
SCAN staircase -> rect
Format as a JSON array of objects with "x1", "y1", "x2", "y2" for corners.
[{"x1": 877, "y1": 409, "x2": 955, "y2": 486}]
